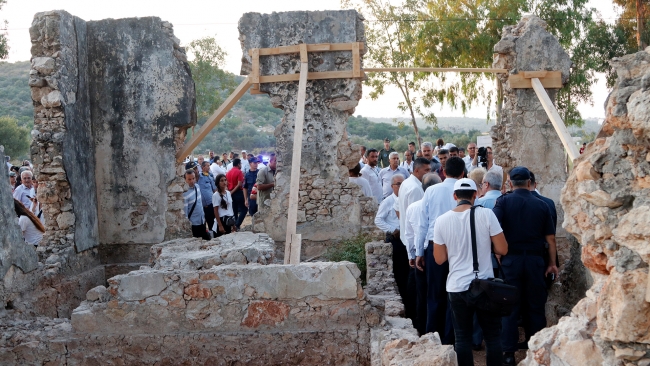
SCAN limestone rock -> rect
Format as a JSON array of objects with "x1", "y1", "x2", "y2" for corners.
[
  {"x1": 32, "y1": 57, "x2": 56, "y2": 75},
  {"x1": 381, "y1": 333, "x2": 458, "y2": 366},
  {"x1": 116, "y1": 271, "x2": 167, "y2": 301},
  {"x1": 86, "y1": 285, "x2": 109, "y2": 302}
]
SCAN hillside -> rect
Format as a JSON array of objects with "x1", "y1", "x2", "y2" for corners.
[{"x1": 0, "y1": 61, "x2": 32, "y2": 128}]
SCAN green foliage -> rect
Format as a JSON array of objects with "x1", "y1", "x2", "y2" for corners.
[
  {"x1": 0, "y1": 61, "x2": 32, "y2": 128},
  {"x1": 325, "y1": 233, "x2": 373, "y2": 285},
  {"x1": 0, "y1": 0, "x2": 7, "y2": 60},
  {"x1": 187, "y1": 36, "x2": 237, "y2": 120},
  {"x1": 0, "y1": 116, "x2": 30, "y2": 158}
]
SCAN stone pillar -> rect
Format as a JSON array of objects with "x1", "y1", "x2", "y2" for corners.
[
  {"x1": 239, "y1": 11, "x2": 375, "y2": 257},
  {"x1": 30, "y1": 11, "x2": 98, "y2": 253},
  {"x1": 86, "y1": 17, "x2": 196, "y2": 244},
  {"x1": 29, "y1": 11, "x2": 196, "y2": 258},
  {"x1": 491, "y1": 15, "x2": 584, "y2": 324}
]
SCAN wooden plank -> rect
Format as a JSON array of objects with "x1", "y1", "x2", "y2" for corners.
[
  {"x1": 530, "y1": 77, "x2": 580, "y2": 161},
  {"x1": 259, "y1": 70, "x2": 357, "y2": 83},
  {"x1": 175, "y1": 77, "x2": 251, "y2": 162},
  {"x1": 364, "y1": 67, "x2": 508, "y2": 73},
  {"x1": 509, "y1": 71, "x2": 562, "y2": 89},
  {"x1": 284, "y1": 62, "x2": 308, "y2": 265},
  {"x1": 250, "y1": 88, "x2": 267, "y2": 95},
  {"x1": 352, "y1": 42, "x2": 361, "y2": 78},
  {"x1": 299, "y1": 43, "x2": 308, "y2": 63},
  {"x1": 251, "y1": 48, "x2": 260, "y2": 84},
  {"x1": 522, "y1": 70, "x2": 547, "y2": 78},
  {"x1": 249, "y1": 42, "x2": 363, "y2": 56},
  {"x1": 289, "y1": 233, "x2": 302, "y2": 265}
]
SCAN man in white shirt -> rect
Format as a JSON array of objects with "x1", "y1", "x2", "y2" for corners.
[
  {"x1": 463, "y1": 143, "x2": 476, "y2": 172},
  {"x1": 403, "y1": 172, "x2": 441, "y2": 334},
  {"x1": 13, "y1": 170, "x2": 35, "y2": 208},
  {"x1": 210, "y1": 158, "x2": 226, "y2": 177},
  {"x1": 400, "y1": 150, "x2": 414, "y2": 174},
  {"x1": 360, "y1": 148, "x2": 383, "y2": 204},
  {"x1": 348, "y1": 163, "x2": 374, "y2": 199},
  {"x1": 374, "y1": 174, "x2": 409, "y2": 315},
  {"x1": 394, "y1": 157, "x2": 431, "y2": 233},
  {"x1": 416, "y1": 156, "x2": 467, "y2": 343},
  {"x1": 433, "y1": 178, "x2": 507, "y2": 366},
  {"x1": 379, "y1": 152, "x2": 410, "y2": 199},
  {"x1": 241, "y1": 150, "x2": 250, "y2": 174}
]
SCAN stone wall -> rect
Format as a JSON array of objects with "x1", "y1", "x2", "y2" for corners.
[
  {"x1": 491, "y1": 15, "x2": 588, "y2": 323},
  {"x1": 520, "y1": 48, "x2": 650, "y2": 366},
  {"x1": 239, "y1": 11, "x2": 377, "y2": 257}
]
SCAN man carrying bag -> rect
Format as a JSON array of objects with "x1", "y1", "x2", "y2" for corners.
[{"x1": 433, "y1": 178, "x2": 509, "y2": 366}]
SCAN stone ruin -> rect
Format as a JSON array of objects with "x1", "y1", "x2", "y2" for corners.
[
  {"x1": 491, "y1": 16, "x2": 590, "y2": 324},
  {"x1": 240, "y1": 11, "x2": 379, "y2": 257},
  {"x1": 1, "y1": 7, "x2": 648, "y2": 366}
]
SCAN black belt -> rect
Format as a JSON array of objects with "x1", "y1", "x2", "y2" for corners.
[{"x1": 507, "y1": 249, "x2": 545, "y2": 257}]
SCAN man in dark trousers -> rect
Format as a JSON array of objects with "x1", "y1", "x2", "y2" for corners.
[
  {"x1": 225, "y1": 158, "x2": 247, "y2": 230},
  {"x1": 492, "y1": 167, "x2": 559, "y2": 366}
]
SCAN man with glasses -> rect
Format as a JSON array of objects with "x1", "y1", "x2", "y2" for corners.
[
  {"x1": 463, "y1": 143, "x2": 477, "y2": 172},
  {"x1": 380, "y1": 152, "x2": 410, "y2": 199},
  {"x1": 469, "y1": 146, "x2": 503, "y2": 179},
  {"x1": 375, "y1": 174, "x2": 408, "y2": 310}
]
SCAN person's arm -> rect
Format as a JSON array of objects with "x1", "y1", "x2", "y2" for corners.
[
  {"x1": 213, "y1": 205, "x2": 225, "y2": 233},
  {"x1": 243, "y1": 186, "x2": 249, "y2": 207},
  {"x1": 545, "y1": 234, "x2": 558, "y2": 276},
  {"x1": 433, "y1": 243, "x2": 447, "y2": 265},
  {"x1": 257, "y1": 169, "x2": 275, "y2": 191},
  {"x1": 415, "y1": 194, "x2": 428, "y2": 271},
  {"x1": 491, "y1": 232, "x2": 508, "y2": 256}
]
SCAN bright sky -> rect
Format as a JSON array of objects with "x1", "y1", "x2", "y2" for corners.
[{"x1": 2, "y1": 0, "x2": 616, "y2": 121}]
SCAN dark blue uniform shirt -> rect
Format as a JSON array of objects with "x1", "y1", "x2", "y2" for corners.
[
  {"x1": 493, "y1": 189, "x2": 555, "y2": 251},
  {"x1": 197, "y1": 172, "x2": 216, "y2": 207},
  {"x1": 532, "y1": 191, "x2": 557, "y2": 227},
  {"x1": 244, "y1": 170, "x2": 258, "y2": 193}
]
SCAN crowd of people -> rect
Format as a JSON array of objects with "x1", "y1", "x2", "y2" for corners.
[
  {"x1": 182, "y1": 150, "x2": 276, "y2": 239},
  {"x1": 363, "y1": 139, "x2": 558, "y2": 366},
  {"x1": 6, "y1": 156, "x2": 45, "y2": 247}
]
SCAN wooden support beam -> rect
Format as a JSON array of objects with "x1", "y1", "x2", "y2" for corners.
[
  {"x1": 509, "y1": 71, "x2": 562, "y2": 89},
  {"x1": 299, "y1": 43, "x2": 308, "y2": 63},
  {"x1": 248, "y1": 42, "x2": 363, "y2": 56},
  {"x1": 364, "y1": 67, "x2": 508, "y2": 73},
  {"x1": 284, "y1": 61, "x2": 308, "y2": 264},
  {"x1": 251, "y1": 48, "x2": 260, "y2": 84},
  {"x1": 175, "y1": 77, "x2": 251, "y2": 162},
  {"x1": 530, "y1": 77, "x2": 580, "y2": 161},
  {"x1": 352, "y1": 43, "x2": 361, "y2": 78},
  {"x1": 258, "y1": 70, "x2": 361, "y2": 83}
]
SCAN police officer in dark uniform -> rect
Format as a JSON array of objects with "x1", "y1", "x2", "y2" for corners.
[
  {"x1": 379, "y1": 138, "x2": 396, "y2": 168},
  {"x1": 529, "y1": 172, "x2": 557, "y2": 226},
  {"x1": 492, "y1": 167, "x2": 558, "y2": 366}
]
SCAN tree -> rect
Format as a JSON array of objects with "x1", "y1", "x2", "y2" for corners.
[
  {"x1": 186, "y1": 36, "x2": 237, "y2": 122},
  {"x1": 0, "y1": 116, "x2": 29, "y2": 158},
  {"x1": 343, "y1": 0, "x2": 436, "y2": 146},
  {"x1": 0, "y1": 0, "x2": 8, "y2": 59}
]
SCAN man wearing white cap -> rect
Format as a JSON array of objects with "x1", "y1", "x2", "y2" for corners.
[{"x1": 433, "y1": 178, "x2": 508, "y2": 366}]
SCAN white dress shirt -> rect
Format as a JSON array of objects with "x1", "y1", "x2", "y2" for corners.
[
  {"x1": 400, "y1": 160, "x2": 414, "y2": 174},
  {"x1": 416, "y1": 177, "x2": 458, "y2": 257},
  {"x1": 462, "y1": 156, "x2": 473, "y2": 172},
  {"x1": 394, "y1": 174, "x2": 424, "y2": 233},
  {"x1": 379, "y1": 166, "x2": 410, "y2": 198},
  {"x1": 404, "y1": 199, "x2": 423, "y2": 260},
  {"x1": 375, "y1": 194, "x2": 399, "y2": 233},
  {"x1": 210, "y1": 162, "x2": 225, "y2": 177},
  {"x1": 360, "y1": 164, "x2": 383, "y2": 204},
  {"x1": 349, "y1": 176, "x2": 373, "y2": 199}
]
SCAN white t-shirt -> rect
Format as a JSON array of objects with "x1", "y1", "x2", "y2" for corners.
[
  {"x1": 433, "y1": 207, "x2": 503, "y2": 293},
  {"x1": 19, "y1": 215, "x2": 43, "y2": 245},
  {"x1": 212, "y1": 190, "x2": 234, "y2": 225},
  {"x1": 210, "y1": 163, "x2": 225, "y2": 177},
  {"x1": 349, "y1": 176, "x2": 374, "y2": 199}
]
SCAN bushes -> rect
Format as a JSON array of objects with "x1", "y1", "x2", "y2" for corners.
[{"x1": 325, "y1": 233, "x2": 373, "y2": 285}]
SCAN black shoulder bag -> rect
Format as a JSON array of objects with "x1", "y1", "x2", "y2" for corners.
[
  {"x1": 187, "y1": 186, "x2": 198, "y2": 220},
  {"x1": 468, "y1": 206, "x2": 520, "y2": 317}
]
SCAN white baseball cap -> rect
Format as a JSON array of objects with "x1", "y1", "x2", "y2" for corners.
[{"x1": 454, "y1": 178, "x2": 477, "y2": 191}]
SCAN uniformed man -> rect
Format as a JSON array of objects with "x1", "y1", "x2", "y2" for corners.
[
  {"x1": 379, "y1": 138, "x2": 396, "y2": 168},
  {"x1": 492, "y1": 167, "x2": 558, "y2": 366}
]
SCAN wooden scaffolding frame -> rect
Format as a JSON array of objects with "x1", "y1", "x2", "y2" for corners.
[{"x1": 175, "y1": 42, "x2": 579, "y2": 265}]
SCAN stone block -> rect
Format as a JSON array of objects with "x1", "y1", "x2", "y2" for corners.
[
  {"x1": 116, "y1": 271, "x2": 167, "y2": 301},
  {"x1": 32, "y1": 56, "x2": 56, "y2": 75}
]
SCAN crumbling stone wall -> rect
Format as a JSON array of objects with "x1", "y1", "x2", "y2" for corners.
[
  {"x1": 239, "y1": 11, "x2": 377, "y2": 258},
  {"x1": 492, "y1": 15, "x2": 588, "y2": 323},
  {"x1": 521, "y1": 48, "x2": 650, "y2": 366}
]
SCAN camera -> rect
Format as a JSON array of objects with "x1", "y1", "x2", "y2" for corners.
[{"x1": 477, "y1": 147, "x2": 489, "y2": 168}]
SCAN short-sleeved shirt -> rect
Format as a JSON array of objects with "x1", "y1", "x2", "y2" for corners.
[
  {"x1": 244, "y1": 170, "x2": 258, "y2": 193},
  {"x1": 197, "y1": 172, "x2": 217, "y2": 207},
  {"x1": 212, "y1": 190, "x2": 234, "y2": 218},
  {"x1": 375, "y1": 193, "x2": 399, "y2": 233},
  {"x1": 349, "y1": 176, "x2": 373, "y2": 198},
  {"x1": 19, "y1": 215, "x2": 43, "y2": 245},
  {"x1": 13, "y1": 184, "x2": 34, "y2": 208},
  {"x1": 379, "y1": 166, "x2": 410, "y2": 198},
  {"x1": 492, "y1": 189, "x2": 555, "y2": 251},
  {"x1": 379, "y1": 148, "x2": 396, "y2": 168},
  {"x1": 433, "y1": 207, "x2": 503, "y2": 292},
  {"x1": 256, "y1": 164, "x2": 276, "y2": 206},
  {"x1": 226, "y1": 167, "x2": 244, "y2": 192}
]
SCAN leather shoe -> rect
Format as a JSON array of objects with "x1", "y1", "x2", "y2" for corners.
[{"x1": 503, "y1": 352, "x2": 515, "y2": 366}]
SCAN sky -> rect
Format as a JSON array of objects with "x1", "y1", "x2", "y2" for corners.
[{"x1": 2, "y1": 0, "x2": 618, "y2": 121}]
